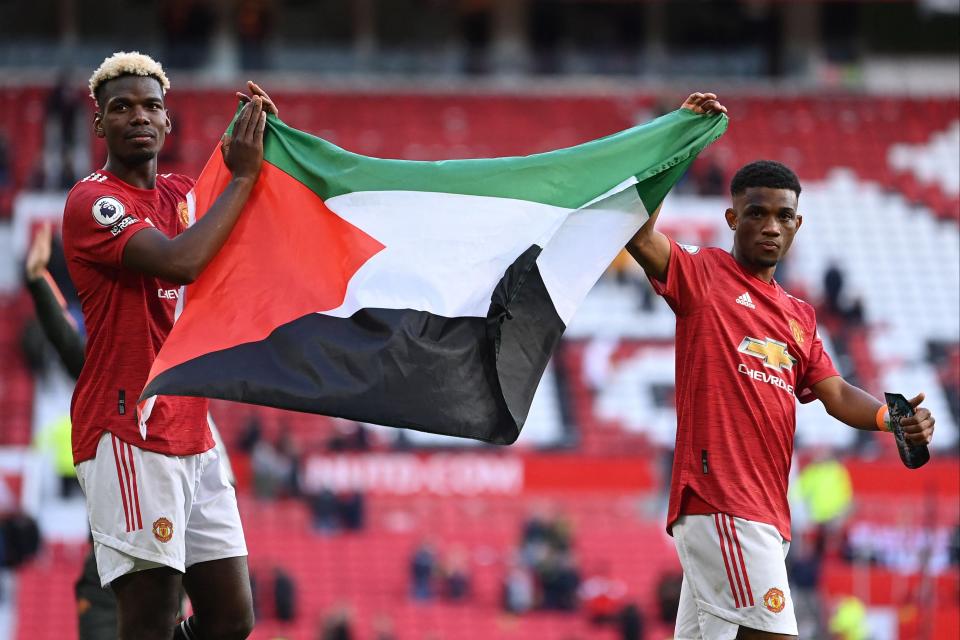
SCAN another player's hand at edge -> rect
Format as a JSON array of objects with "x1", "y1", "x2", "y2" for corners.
[
  {"x1": 25, "y1": 222, "x2": 53, "y2": 282},
  {"x1": 899, "y1": 392, "x2": 935, "y2": 446},
  {"x1": 681, "y1": 92, "x2": 727, "y2": 116},
  {"x1": 236, "y1": 81, "x2": 279, "y2": 117}
]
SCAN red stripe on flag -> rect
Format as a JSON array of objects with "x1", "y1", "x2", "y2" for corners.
[
  {"x1": 144, "y1": 154, "x2": 384, "y2": 391},
  {"x1": 125, "y1": 443, "x2": 143, "y2": 531},
  {"x1": 729, "y1": 515, "x2": 754, "y2": 607},
  {"x1": 111, "y1": 435, "x2": 131, "y2": 532},
  {"x1": 720, "y1": 514, "x2": 749, "y2": 608},
  {"x1": 714, "y1": 513, "x2": 741, "y2": 609}
]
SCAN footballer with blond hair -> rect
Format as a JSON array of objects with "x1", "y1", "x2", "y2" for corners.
[{"x1": 62, "y1": 51, "x2": 276, "y2": 640}]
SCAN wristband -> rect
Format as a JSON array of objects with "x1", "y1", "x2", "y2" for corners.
[{"x1": 875, "y1": 404, "x2": 890, "y2": 432}]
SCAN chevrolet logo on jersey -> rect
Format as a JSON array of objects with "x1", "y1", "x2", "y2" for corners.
[{"x1": 737, "y1": 337, "x2": 796, "y2": 372}]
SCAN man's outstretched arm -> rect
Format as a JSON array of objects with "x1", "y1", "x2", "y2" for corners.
[
  {"x1": 812, "y1": 375, "x2": 935, "y2": 445},
  {"x1": 122, "y1": 95, "x2": 267, "y2": 285},
  {"x1": 24, "y1": 224, "x2": 86, "y2": 379},
  {"x1": 625, "y1": 92, "x2": 727, "y2": 283}
]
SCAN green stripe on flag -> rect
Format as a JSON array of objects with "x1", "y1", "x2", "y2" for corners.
[{"x1": 232, "y1": 107, "x2": 726, "y2": 211}]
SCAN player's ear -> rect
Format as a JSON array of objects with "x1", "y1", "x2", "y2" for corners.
[
  {"x1": 164, "y1": 110, "x2": 172, "y2": 135},
  {"x1": 795, "y1": 214, "x2": 803, "y2": 231},
  {"x1": 724, "y1": 208, "x2": 737, "y2": 231},
  {"x1": 93, "y1": 112, "x2": 105, "y2": 138}
]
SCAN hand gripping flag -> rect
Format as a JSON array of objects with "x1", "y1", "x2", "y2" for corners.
[{"x1": 140, "y1": 107, "x2": 727, "y2": 444}]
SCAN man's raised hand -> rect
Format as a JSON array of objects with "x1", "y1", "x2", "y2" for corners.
[
  {"x1": 26, "y1": 222, "x2": 53, "y2": 282},
  {"x1": 221, "y1": 97, "x2": 266, "y2": 182},
  {"x1": 681, "y1": 92, "x2": 727, "y2": 116},
  {"x1": 236, "y1": 81, "x2": 279, "y2": 117}
]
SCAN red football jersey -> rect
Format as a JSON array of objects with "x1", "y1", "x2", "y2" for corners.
[
  {"x1": 62, "y1": 170, "x2": 212, "y2": 464},
  {"x1": 651, "y1": 240, "x2": 838, "y2": 540}
]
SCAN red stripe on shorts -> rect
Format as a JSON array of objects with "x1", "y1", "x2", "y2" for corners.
[
  {"x1": 125, "y1": 442, "x2": 143, "y2": 530},
  {"x1": 117, "y1": 438, "x2": 138, "y2": 532},
  {"x1": 720, "y1": 514, "x2": 749, "y2": 608},
  {"x1": 728, "y1": 515, "x2": 755, "y2": 606},
  {"x1": 111, "y1": 435, "x2": 132, "y2": 532},
  {"x1": 714, "y1": 513, "x2": 741, "y2": 609}
]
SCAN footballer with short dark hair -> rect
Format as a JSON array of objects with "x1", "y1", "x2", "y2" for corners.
[{"x1": 626, "y1": 98, "x2": 936, "y2": 640}]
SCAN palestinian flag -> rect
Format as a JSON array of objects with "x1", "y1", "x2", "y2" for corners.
[{"x1": 141, "y1": 107, "x2": 726, "y2": 444}]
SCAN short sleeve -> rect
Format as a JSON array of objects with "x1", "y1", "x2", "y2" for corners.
[
  {"x1": 62, "y1": 189, "x2": 151, "y2": 269},
  {"x1": 796, "y1": 326, "x2": 840, "y2": 404},
  {"x1": 647, "y1": 239, "x2": 713, "y2": 316}
]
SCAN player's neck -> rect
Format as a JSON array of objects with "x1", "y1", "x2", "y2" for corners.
[
  {"x1": 103, "y1": 156, "x2": 158, "y2": 190},
  {"x1": 731, "y1": 249, "x2": 777, "y2": 284}
]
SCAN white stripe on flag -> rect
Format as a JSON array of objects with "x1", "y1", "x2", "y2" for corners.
[
  {"x1": 537, "y1": 178, "x2": 647, "y2": 324},
  {"x1": 322, "y1": 190, "x2": 569, "y2": 319}
]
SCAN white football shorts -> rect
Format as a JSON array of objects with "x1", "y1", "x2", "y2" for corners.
[
  {"x1": 75, "y1": 432, "x2": 247, "y2": 587},
  {"x1": 673, "y1": 513, "x2": 797, "y2": 639}
]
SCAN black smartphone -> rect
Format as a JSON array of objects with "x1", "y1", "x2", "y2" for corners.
[{"x1": 884, "y1": 392, "x2": 930, "y2": 469}]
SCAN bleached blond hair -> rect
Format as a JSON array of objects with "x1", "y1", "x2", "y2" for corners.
[{"x1": 88, "y1": 51, "x2": 170, "y2": 105}]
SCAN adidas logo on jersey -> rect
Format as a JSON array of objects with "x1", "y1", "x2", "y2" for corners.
[{"x1": 736, "y1": 292, "x2": 756, "y2": 309}]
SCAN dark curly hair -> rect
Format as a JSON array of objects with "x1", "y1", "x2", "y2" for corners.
[{"x1": 730, "y1": 160, "x2": 801, "y2": 197}]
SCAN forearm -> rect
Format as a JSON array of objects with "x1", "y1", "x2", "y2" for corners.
[
  {"x1": 625, "y1": 204, "x2": 671, "y2": 282},
  {"x1": 820, "y1": 379, "x2": 884, "y2": 431},
  {"x1": 168, "y1": 176, "x2": 255, "y2": 279},
  {"x1": 123, "y1": 176, "x2": 255, "y2": 284},
  {"x1": 25, "y1": 272, "x2": 86, "y2": 379}
]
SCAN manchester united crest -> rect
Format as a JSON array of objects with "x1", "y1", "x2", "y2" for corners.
[
  {"x1": 153, "y1": 517, "x2": 174, "y2": 543},
  {"x1": 177, "y1": 200, "x2": 190, "y2": 228},
  {"x1": 789, "y1": 319, "x2": 805, "y2": 346},
  {"x1": 763, "y1": 587, "x2": 786, "y2": 613}
]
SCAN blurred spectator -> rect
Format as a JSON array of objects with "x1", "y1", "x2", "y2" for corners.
[
  {"x1": 828, "y1": 596, "x2": 867, "y2": 640},
  {"x1": 0, "y1": 135, "x2": 11, "y2": 186},
  {"x1": 521, "y1": 507, "x2": 553, "y2": 557},
  {"x1": 823, "y1": 263, "x2": 844, "y2": 316},
  {"x1": 795, "y1": 452, "x2": 852, "y2": 529},
  {"x1": 441, "y1": 547, "x2": 471, "y2": 601},
  {"x1": 306, "y1": 487, "x2": 366, "y2": 534},
  {"x1": 34, "y1": 415, "x2": 80, "y2": 499},
  {"x1": 372, "y1": 613, "x2": 396, "y2": 640},
  {"x1": 654, "y1": 571, "x2": 683, "y2": 626},
  {"x1": 458, "y1": 0, "x2": 492, "y2": 74},
  {"x1": 695, "y1": 158, "x2": 726, "y2": 196},
  {"x1": 26, "y1": 158, "x2": 46, "y2": 190},
  {"x1": 502, "y1": 561, "x2": 534, "y2": 614},
  {"x1": 319, "y1": 606, "x2": 353, "y2": 640},
  {"x1": 579, "y1": 568, "x2": 627, "y2": 623},
  {"x1": 538, "y1": 548, "x2": 580, "y2": 611},
  {"x1": 950, "y1": 524, "x2": 960, "y2": 566},
  {"x1": 275, "y1": 425, "x2": 302, "y2": 496},
  {"x1": 20, "y1": 317, "x2": 50, "y2": 376},
  {"x1": 238, "y1": 411, "x2": 264, "y2": 454},
  {"x1": 58, "y1": 150, "x2": 77, "y2": 190},
  {"x1": 822, "y1": 262, "x2": 864, "y2": 327},
  {"x1": 251, "y1": 439, "x2": 284, "y2": 499},
  {"x1": 0, "y1": 513, "x2": 41, "y2": 569},
  {"x1": 45, "y1": 73, "x2": 81, "y2": 159},
  {"x1": 238, "y1": 0, "x2": 273, "y2": 70},
  {"x1": 789, "y1": 529, "x2": 827, "y2": 638},
  {"x1": 161, "y1": 0, "x2": 215, "y2": 68},
  {"x1": 617, "y1": 603, "x2": 644, "y2": 640},
  {"x1": 327, "y1": 422, "x2": 371, "y2": 452},
  {"x1": 308, "y1": 487, "x2": 339, "y2": 533},
  {"x1": 273, "y1": 566, "x2": 297, "y2": 622},
  {"x1": 338, "y1": 490, "x2": 365, "y2": 531},
  {"x1": 410, "y1": 541, "x2": 437, "y2": 601}
]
